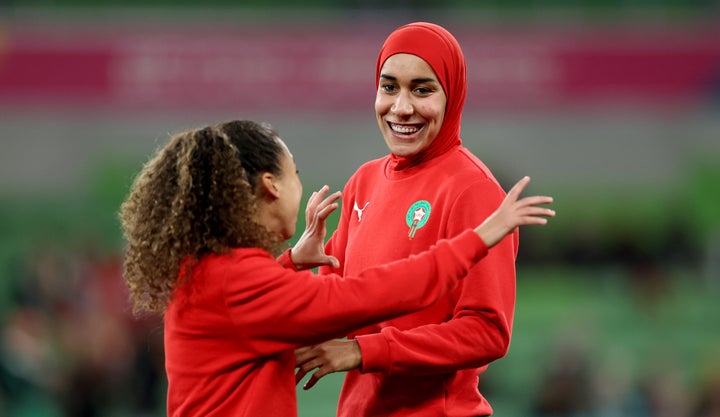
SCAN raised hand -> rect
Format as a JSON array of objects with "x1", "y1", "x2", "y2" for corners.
[
  {"x1": 475, "y1": 176, "x2": 555, "y2": 248},
  {"x1": 290, "y1": 185, "x2": 342, "y2": 270}
]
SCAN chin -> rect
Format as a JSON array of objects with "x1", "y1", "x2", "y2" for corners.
[
  {"x1": 390, "y1": 146, "x2": 422, "y2": 157},
  {"x1": 386, "y1": 138, "x2": 429, "y2": 156}
]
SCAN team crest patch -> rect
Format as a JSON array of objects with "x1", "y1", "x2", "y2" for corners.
[{"x1": 406, "y1": 200, "x2": 431, "y2": 239}]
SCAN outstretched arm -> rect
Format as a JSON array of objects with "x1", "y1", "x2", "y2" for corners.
[{"x1": 295, "y1": 176, "x2": 554, "y2": 389}]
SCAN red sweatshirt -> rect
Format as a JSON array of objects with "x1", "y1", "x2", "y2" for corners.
[
  {"x1": 163, "y1": 229, "x2": 487, "y2": 417},
  {"x1": 322, "y1": 147, "x2": 519, "y2": 417}
]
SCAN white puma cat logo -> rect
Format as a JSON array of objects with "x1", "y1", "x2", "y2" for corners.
[{"x1": 353, "y1": 201, "x2": 370, "y2": 222}]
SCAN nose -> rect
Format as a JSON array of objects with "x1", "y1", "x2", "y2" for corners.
[{"x1": 391, "y1": 91, "x2": 413, "y2": 116}]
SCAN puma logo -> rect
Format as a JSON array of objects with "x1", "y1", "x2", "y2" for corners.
[{"x1": 353, "y1": 201, "x2": 370, "y2": 222}]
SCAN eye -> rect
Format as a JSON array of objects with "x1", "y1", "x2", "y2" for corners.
[
  {"x1": 414, "y1": 86, "x2": 434, "y2": 95},
  {"x1": 380, "y1": 83, "x2": 397, "y2": 93}
]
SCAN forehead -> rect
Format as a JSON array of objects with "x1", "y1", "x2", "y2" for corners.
[
  {"x1": 275, "y1": 137, "x2": 289, "y2": 154},
  {"x1": 380, "y1": 53, "x2": 438, "y2": 80},
  {"x1": 276, "y1": 137, "x2": 295, "y2": 164}
]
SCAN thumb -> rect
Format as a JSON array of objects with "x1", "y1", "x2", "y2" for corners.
[
  {"x1": 314, "y1": 255, "x2": 339, "y2": 269},
  {"x1": 325, "y1": 256, "x2": 340, "y2": 269}
]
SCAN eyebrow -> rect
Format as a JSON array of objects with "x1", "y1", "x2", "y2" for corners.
[{"x1": 380, "y1": 74, "x2": 438, "y2": 84}]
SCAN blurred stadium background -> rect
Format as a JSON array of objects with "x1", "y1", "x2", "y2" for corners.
[{"x1": 1, "y1": 1, "x2": 719, "y2": 416}]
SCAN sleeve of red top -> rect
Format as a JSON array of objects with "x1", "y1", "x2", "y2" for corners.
[
  {"x1": 223, "y1": 229, "x2": 487, "y2": 356},
  {"x1": 275, "y1": 249, "x2": 299, "y2": 271}
]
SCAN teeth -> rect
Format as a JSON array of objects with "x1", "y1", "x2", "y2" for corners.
[{"x1": 390, "y1": 124, "x2": 420, "y2": 134}]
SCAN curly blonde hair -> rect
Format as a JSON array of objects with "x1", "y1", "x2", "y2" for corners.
[{"x1": 119, "y1": 120, "x2": 285, "y2": 315}]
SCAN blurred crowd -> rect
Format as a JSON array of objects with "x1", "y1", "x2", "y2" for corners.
[
  {"x1": 520, "y1": 337, "x2": 720, "y2": 417},
  {"x1": 0, "y1": 237, "x2": 718, "y2": 417},
  {"x1": 0, "y1": 244, "x2": 164, "y2": 417}
]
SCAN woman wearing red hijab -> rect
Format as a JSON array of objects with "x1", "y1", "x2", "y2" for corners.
[{"x1": 294, "y1": 22, "x2": 519, "y2": 416}]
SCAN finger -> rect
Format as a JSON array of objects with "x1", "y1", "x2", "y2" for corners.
[
  {"x1": 520, "y1": 210, "x2": 555, "y2": 224},
  {"x1": 305, "y1": 191, "x2": 317, "y2": 207},
  {"x1": 519, "y1": 216, "x2": 549, "y2": 225},
  {"x1": 298, "y1": 358, "x2": 323, "y2": 374},
  {"x1": 310, "y1": 186, "x2": 328, "y2": 202},
  {"x1": 296, "y1": 358, "x2": 323, "y2": 384},
  {"x1": 535, "y1": 207, "x2": 556, "y2": 217},
  {"x1": 305, "y1": 192, "x2": 320, "y2": 222},
  {"x1": 306, "y1": 186, "x2": 329, "y2": 212},
  {"x1": 308, "y1": 189, "x2": 319, "y2": 204},
  {"x1": 294, "y1": 346, "x2": 313, "y2": 364},
  {"x1": 295, "y1": 367, "x2": 308, "y2": 384},
  {"x1": 303, "y1": 374, "x2": 318, "y2": 390},
  {"x1": 312, "y1": 255, "x2": 340, "y2": 268},
  {"x1": 304, "y1": 368, "x2": 329, "y2": 390},
  {"x1": 316, "y1": 191, "x2": 342, "y2": 211},
  {"x1": 516, "y1": 195, "x2": 553, "y2": 207},
  {"x1": 514, "y1": 196, "x2": 553, "y2": 211},
  {"x1": 310, "y1": 193, "x2": 340, "y2": 224},
  {"x1": 506, "y1": 176, "x2": 531, "y2": 201},
  {"x1": 314, "y1": 185, "x2": 330, "y2": 201},
  {"x1": 517, "y1": 206, "x2": 556, "y2": 218},
  {"x1": 316, "y1": 202, "x2": 339, "y2": 221}
]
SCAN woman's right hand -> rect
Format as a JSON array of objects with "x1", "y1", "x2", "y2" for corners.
[
  {"x1": 475, "y1": 176, "x2": 555, "y2": 248},
  {"x1": 290, "y1": 185, "x2": 342, "y2": 270}
]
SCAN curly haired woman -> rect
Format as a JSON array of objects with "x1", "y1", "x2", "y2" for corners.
[{"x1": 119, "y1": 119, "x2": 554, "y2": 417}]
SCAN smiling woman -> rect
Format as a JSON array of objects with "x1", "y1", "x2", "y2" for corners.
[{"x1": 291, "y1": 21, "x2": 525, "y2": 417}]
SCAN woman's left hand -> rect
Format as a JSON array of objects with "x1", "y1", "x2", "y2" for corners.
[{"x1": 295, "y1": 339, "x2": 362, "y2": 390}]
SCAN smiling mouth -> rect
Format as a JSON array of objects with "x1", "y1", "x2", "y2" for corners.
[{"x1": 388, "y1": 122, "x2": 423, "y2": 135}]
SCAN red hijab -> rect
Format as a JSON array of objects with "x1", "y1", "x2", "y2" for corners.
[{"x1": 376, "y1": 22, "x2": 467, "y2": 171}]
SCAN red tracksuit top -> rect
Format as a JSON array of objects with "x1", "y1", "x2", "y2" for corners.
[
  {"x1": 163, "y1": 228, "x2": 488, "y2": 417},
  {"x1": 321, "y1": 146, "x2": 519, "y2": 417}
]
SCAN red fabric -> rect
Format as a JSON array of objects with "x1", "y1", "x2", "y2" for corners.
[
  {"x1": 163, "y1": 231, "x2": 486, "y2": 417},
  {"x1": 275, "y1": 248, "x2": 299, "y2": 270},
  {"x1": 376, "y1": 22, "x2": 467, "y2": 171},
  {"x1": 321, "y1": 22, "x2": 519, "y2": 417}
]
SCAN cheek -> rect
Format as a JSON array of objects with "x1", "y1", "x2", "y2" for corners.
[
  {"x1": 293, "y1": 184, "x2": 302, "y2": 214},
  {"x1": 375, "y1": 94, "x2": 389, "y2": 116},
  {"x1": 295, "y1": 193, "x2": 302, "y2": 214},
  {"x1": 434, "y1": 110, "x2": 445, "y2": 127},
  {"x1": 421, "y1": 104, "x2": 445, "y2": 127}
]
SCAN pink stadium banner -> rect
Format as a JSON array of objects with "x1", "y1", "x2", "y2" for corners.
[{"x1": 1, "y1": 23, "x2": 719, "y2": 112}]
